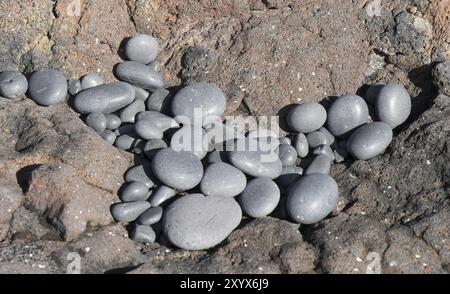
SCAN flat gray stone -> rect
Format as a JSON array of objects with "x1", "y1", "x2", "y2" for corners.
[
  {"x1": 313, "y1": 144, "x2": 335, "y2": 161},
  {"x1": 172, "y1": 82, "x2": 226, "y2": 126},
  {"x1": 287, "y1": 102, "x2": 327, "y2": 133},
  {"x1": 200, "y1": 162, "x2": 247, "y2": 197},
  {"x1": 307, "y1": 131, "x2": 329, "y2": 148},
  {"x1": 170, "y1": 125, "x2": 209, "y2": 159},
  {"x1": 305, "y1": 154, "x2": 332, "y2": 175},
  {"x1": 136, "y1": 111, "x2": 178, "y2": 131},
  {"x1": 68, "y1": 79, "x2": 82, "y2": 96},
  {"x1": 149, "y1": 185, "x2": 177, "y2": 206},
  {"x1": 318, "y1": 127, "x2": 335, "y2": 146},
  {"x1": 105, "y1": 114, "x2": 121, "y2": 130},
  {"x1": 143, "y1": 139, "x2": 168, "y2": 159},
  {"x1": 326, "y1": 94, "x2": 369, "y2": 137},
  {"x1": 239, "y1": 178, "x2": 280, "y2": 218},
  {"x1": 125, "y1": 34, "x2": 159, "y2": 64},
  {"x1": 146, "y1": 88, "x2": 170, "y2": 112},
  {"x1": 346, "y1": 122, "x2": 393, "y2": 160},
  {"x1": 73, "y1": 82, "x2": 135, "y2": 114},
  {"x1": 80, "y1": 73, "x2": 103, "y2": 90},
  {"x1": 120, "y1": 181, "x2": 150, "y2": 202},
  {"x1": 131, "y1": 225, "x2": 156, "y2": 243},
  {"x1": 85, "y1": 112, "x2": 106, "y2": 133},
  {"x1": 374, "y1": 84, "x2": 411, "y2": 128},
  {"x1": 152, "y1": 148, "x2": 204, "y2": 191},
  {"x1": 120, "y1": 99, "x2": 145, "y2": 123},
  {"x1": 276, "y1": 166, "x2": 303, "y2": 189},
  {"x1": 277, "y1": 144, "x2": 298, "y2": 167},
  {"x1": 100, "y1": 130, "x2": 116, "y2": 144},
  {"x1": 287, "y1": 174, "x2": 338, "y2": 224},
  {"x1": 28, "y1": 69, "x2": 67, "y2": 106},
  {"x1": 114, "y1": 61, "x2": 164, "y2": 91},
  {"x1": 111, "y1": 201, "x2": 151, "y2": 223},
  {"x1": 131, "y1": 85, "x2": 150, "y2": 101},
  {"x1": 114, "y1": 134, "x2": 137, "y2": 151},
  {"x1": 0, "y1": 71, "x2": 28, "y2": 98},
  {"x1": 137, "y1": 206, "x2": 163, "y2": 225},
  {"x1": 134, "y1": 119, "x2": 164, "y2": 140},
  {"x1": 125, "y1": 164, "x2": 155, "y2": 188},
  {"x1": 162, "y1": 194, "x2": 242, "y2": 250},
  {"x1": 294, "y1": 133, "x2": 309, "y2": 158}
]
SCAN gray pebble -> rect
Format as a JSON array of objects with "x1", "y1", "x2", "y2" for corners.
[
  {"x1": 120, "y1": 181, "x2": 150, "y2": 202},
  {"x1": 152, "y1": 148, "x2": 204, "y2": 191},
  {"x1": 277, "y1": 144, "x2": 298, "y2": 167},
  {"x1": 28, "y1": 69, "x2": 67, "y2": 106},
  {"x1": 374, "y1": 84, "x2": 411, "y2": 128},
  {"x1": 306, "y1": 131, "x2": 329, "y2": 148},
  {"x1": 73, "y1": 82, "x2": 135, "y2": 114},
  {"x1": 114, "y1": 61, "x2": 164, "y2": 91},
  {"x1": 146, "y1": 88, "x2": 170, "y2": 112},
  {"x1": 170, "y1": 125, "x2": 209, "y2": 159},
  {"x1": 134, "y1": 119, "x2": 164, "y2": 140},
  {"x1": 105, "y1": 114, "x2": 121, "y2": 130},
  {"x1": 143, "y1": 139, "x2": 168, "y2": 159},
  {"x1": 326, "y1": 94, "x2": 369, "y2": 137},
  {"x1": 294, "y1": 133, "x2": 309, "y2": 158},
  {"x1": 287, "y1": 174, "x2": 338, "y2": 224},
  {"x1": 149, "y1": 185, "x2": 177, "y2": 206},
  {"x1": 279, "y1": 137, "x2": 292, "y2": 145},
  {"x1": 313, "y1": 144, "x2": 335, "y2": 161},
  {"x1": 136, "y1": 111, "x2": 179, "y2": 131},
  {"x1": 305, "y1": 154, "x2": 332, "y2": 175},
  {"x1": 287, "y1": 102, "x2": 327, "y2": 133},
  {"x1": 81, "y1": 73, "x2": 103, "y2": 90},
  {"x1": 68, "y1": 79, "x2": 82, "y2": 96},
  {"x1": 124, "y1": 164, "x2": 155, "y2": 188},
  {"x1": 346, "y1": 122, "x2": 393, "y2": 160},
  {"x1": 111, "y1": 201, "x2": 151, "y2": 223},
  {"x1": 120, "y1": 99, "x2": 145, "y2": 123},
  {"x1": 148, "y1": 61, "x2": 161, "y2": 72},
  {"x1": 131, "y1": 225, "x2": 156, "y2": 243},
  {"x1": 172, "y1": 82, "x2": 226, "y2": 125},
  {"x1": 228, "y1": 146, "x2": 283, "y2": 179},
  {"x1": 318, "y1": 127, "x2": 335, "y2": 146},
  {"x1": 162, "y1": 194, "x2": 242, "y2": 250},
  {"x1": 131, "y1": 85, "x2": 150, "y2": 101},
  {"x1": 114, "y1": 134, "x2": 137, "y2": 151},
  {"x1": 85, "y1": 112, "x2": 106, "y2": 133},
  {"x1": 201, "y1": 162, "x2": 247, "y2": 197},
  {"x1": 137, "y1": 206, "x2": 163, "y2": 225},
  {"x1": 125, "y1": 34, "x2": 159, "y2": 64},
  {"x1": 207, "y1": 150, "x2": 228, "y2": 164},
  {"x1": 239, "y1": 178, "x2": 280, "y2": 218},
  {"x1": 100, "y1": 130, "x2": 116, "y2": 144},
  {"x1": 276, "y1": 166, "x2": 303, "y2": 188},
  {"x1": 0, "y1": 71, "x2": 28, "y2": 98}
]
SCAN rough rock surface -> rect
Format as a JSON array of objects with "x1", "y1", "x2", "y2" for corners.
[{"x1": 0, "y1": 0, "x2": 449, "y2": 274}]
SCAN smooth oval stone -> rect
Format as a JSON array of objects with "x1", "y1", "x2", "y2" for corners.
[
  {"x1": 201, "y1": 162, "x2": 247, "y2": 197},
  {"x1": 125, "y1": 164, "x2": 155, "y2": 188},
  {"x1": 85, "y1": 112, "x2": 106, "y2": 133},
  {"x1": 73, "y1": 82, "x2": 135, "y2": 114},
  {"x1": 120, "y1": 181, "x2": 149, "y2": 202},
  {"x1": 149, "y1": 185, "x2": 177, "y2": 206},
  {"x1": 125, "y1": 34, "x2": 159, "y2": 64},
  {"x1": 276, "y1": 166, "x2": 303, "y2": 188},
  {"x1": 239, "y1": 178, "x2": 280, "y2": 218},
  {"x1": 28, "y1": 69, "x2": 67, "y2": 106},
  {"x1": 120, "y1": 99, "x2": 145, "y2": 123},
  {"x1": 346, "y1": 122, "x2": 393, "y2": 160},
  {"x1": 374, "y1": 84, "x2": 411, "y2": 128},
  {"x1": 136, "y1": 111, "x2": 178, "y2": 131},
  {"x1": 131, "y1": 85, "x2": 149, "y2": 101},
  {"x1": 146, "y1": 88, "x2": 170, "y2": 112},
  {"x1": 143, "y1": 139, "x2": 168, "y2": 159},
  {"x1": 162, "y1": 194, "x2": 242, "y2": 250},
  {"x1": 68, "y1": 79, "x2": 82, "y2": 96},
  {"x1": 313, "y1": 144, "x2": 335, "y2": 161},
  {"x1": 306, "y1": 131, "x2": 329, "y2": 148},
  {"x1": 279, "y1": 136, "x2": 292, "y2": 145},
  {"x1": 228, "y1": 148, "x2": 283, "y2": 179},
  {"x1": 287, "y1": 102, "x2": 327, "y2": 133},
  {"x1": 114, "y1": 61, "x2": 164, "y2": 91},
  {"x1": 294, "y1": 133, "x2": 309, "y2": 158},
  {"x1": 207, "y1": 150, "x2": 228, "y2": 164},
  {"x1": 100, "y1": 130, "x2": 116, "y2": 144},
  {"x1": 134, "y1": 119, "x2": 164, "y2": 140},
  {"x1": 170, "y1": 125, "x2": 209, "y2": 159},
  {"x1": 172, "y1": 82, "x2": 226, "y2": 125},
  {"x1": 305, "y1": 154, "x2": 332, "y2": 175},
  {"x1": 111, "y1": 201, "x2": 151, "y2": 223},
  {"x1": 326, "y1": 94, "x2": 369, "y2": 137},
  {"x1": 152, "y1": 148, "x2": 204, "y2": 191},
  {"x1": 277, "y1": 144, "x2": 298, "y2": 167},
  {"x1": 131, "y1": 225, "x2": 156, "y2": 243},
  {"x1": 318, "y1": 127, "x2": 335, "y2": 145},
  {"x1": 0, "y1": 71, "x2": 28, "y2": 98},
  {"x1": 137, "y1": 206, "x2": 163, "y2": 225},
  {"x1": 105, "y1": 114, "x2": 121, "y2": 130},
  {"x1": 81, "y1": 73, "x2": 103, "y2": 90},
  {"x1": 287, "y1": 174, "x2": 338, "y2": 224},
  {"x1": 114, "y1": 134, "x2": 137, "y2": 151}
]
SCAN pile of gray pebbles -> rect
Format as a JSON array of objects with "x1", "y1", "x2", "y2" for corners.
[{"x1": 0, "y1": 34, "x2": 412, "y2": 251}]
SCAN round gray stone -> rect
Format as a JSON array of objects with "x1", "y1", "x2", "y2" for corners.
[
  {"x1": 277, "y1": 144, "x2": 298, "y2": 167},
  {"x1": 346, "y1": 122, "x2": 393, "y2": 160},
  {"x1": 276, "y1": 166, "x2": 303, "y2": 188},
  {"x1": 100, "y1": 130, "x2": 116, "y2": 144},
  {"x1": 287, "y1": 174, "x2": 338, "y2": 224},
  {"x1": 172, "y1": 82, "x2": 226, "y2": 126},
  {"x1": 125, "y1": 34, "x2": 159, "y2": 64},
  {"x1": 125, "y1": 163, "x2": 155, "y2": 188},
  {"x1": 120, "y1": 99, "x2": 145, "y2": 123},
  {"x1": 120, "y1": 181, "x2": 150, "y2": 202},
  {"x1": 162, "y1": 194, "x2": 242, "y2": 250},
  {"x1": 152, "y1": 148, "x2": 204, "y2": 191},
  {"x1": 28, "y1": 69, "x2": 67, "y2": 106},
  {"x1": 279, "y1": 136, "x2": 292, "y2": 145},
  {"x1": 374, "y1": 84, "x2": 411, "y2": 128},
  {"x1": 105, "y1": 114, "x2": 121, "y2": 130},
  {"x1": 287, "y1": 102, "x2": 327, "y2": 133},
  {"x1": 200, "y1": 162, "x2": 247, "y2": 197},
  {"x1": 73, "y1": 82, "x2": 135, "y2": 114},
  {"x1": 114, "y1": 134, "x2": 137, "y2": 151},
  {"x1": 81, "y1": 73, "x2": 103, "y2": 90},
  {"x1": 85, "y1": 112, "x2": 106, "y2": 133},
  {"x1": 143, "y1": 139, "x2": 168, "y2": 159},
  {"x1": 114, "y1": 61, "x2": 164, "y2": 91},
  {"x1": 313, "y1": 144, "x2": 335, "y2": 161},
  {"x1": 306, "y1": 131, "x2": 329, "y2": 148},
  {"x1": 134, "y1": 119, "x2": 164, "y2": 140},
  {"x1": 294, "y1": 133, "x2": 309, "y2": 158},
  {"x1": 137, "y1": 206, "x2": 163, "y2": 225},
  {"x1": 0, "y1": 71, "x2": 28, "y2": 98},
  {"x1": 239, "y1": 178, "x2": 280, "y2": 218},
  {"x1": 305, "y1": 154, "x2": 332, "y2": 175},
  {"x1": 68, "y1": 79, "x2": 82, "y2": 96},
  {"x1": 170, "y1": 125, "x2": 209, "y2": 159},
  {"x1": 131, "y1": 225, "x2": 156, "y2": 243},
  {"x1": 146, "y1": 88, "x2": 170, "y2": 112},
  {"x1": 111, "y1": 201, "x2": 151, "y2": 223},
  {"x1": 326, "y1": 94, "x2": 369, "y2": 137},
  {"x1": 149, "y1": 185, "x2": 177, "y2": 207}
]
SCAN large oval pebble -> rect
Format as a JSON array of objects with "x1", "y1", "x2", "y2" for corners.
[
  {"x1": 0, "y1": 71, "x2": 28, "y2": 98},
  {"x1": 125, "y1": 34, "x2": 159, "y2": 65},
  {"x1": 287, "y1": 102, "x2": 327, "y2": 133},
  {"x1": 239, "y1": 178, "x2": 280, "y2": 218},
  {"x1": 326, "y1": 94, "x2": 369, "y2": 137},
  {"x1": 28, "y1": 69, "x2": 67, "y2": 106},
  {"x1": 374, "y1": 84, "x2": 411, "y2": 129},
  {"x1": 114, "y1": 61, "x2": 164, "y2": 91},
  {"x1": 346, "y1": 122, "x2": 393, "y2": 160},
  {"x1": 200, "y1": 162, "x2": 247, "y2": 197}
]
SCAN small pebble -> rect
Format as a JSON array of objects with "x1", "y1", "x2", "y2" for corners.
[
  {"x1": 239, "y1": 178, "x2": 280, "y2": 218},
  {"x1": 200, "y1": 162, "x2": 247, "y2": 197},
  {"x1": 146, "y1": 88, "x2": 170, "y2": 112},
  {"x1": 313, "y1": 144, "x2": 335, "y2": 161},
  {"x1": 294, "y1": 133, "x2": 309, "y2": 158},
  {"x1": 137, "y1": 207, "x2": 163, "y2": 225},
  {"x1": 124, "y1": 164, "x2": 155, "y2": 188},
  {"x1": 346, "y1": 122, "x2": 393, "y2": 160},
  {"x1": 326, "y1": 94, "x2": 369, "y2": 137},
  {"x1": 28, "y1": 69, "x2": 67, "y2": 106},
  {"x1": 136, "y1": 111, "x2": 178, "y2": 131},
  {"x1": 131, "y1": 225, "x2": 156, "y2": 243},
  {"x1": 85, "y1": 112, "x2": 106, "y2": 133},
  {"x1": 307, "y1": 131, "x2": 329, "y2": 148},
  {"x1": 114, "y1": 134, "x2": 137, "y2": 151},
  {"x1": 374, "y1": 84, "x2": 411, "y2": 128},
  {"x1": 105, "y1": 114, "x2": 122, "y2": 130},
  {"x1": 279, "y1": 136, "x2": 292, "y2": 145},
  {"x1": 277, "y1": 144, "x2": 298, "y2": 167},
  {"x1": 125, "y1": 34, "x2": 159, "y2": 65},
  {"x1": 287, "y1": 102, "x2": 327, "y2": 133},
  {"x1": 120, "y1": 181, "x2": 149, "y2": 202},
  {"x1": 131, "y1": 85, "x2": 150, "y2": 101},
  {"x1": 111, "y1": 201, "x2": 151, "y2": 223},
  {"x1": 149, "y1": 185, "x2": 177, "y2": 206},
  {"x1": 0, "y1": 70, "x2": 28, "y2": 98},
  {"x1": 68, "y1": 79, "x2": 82, "y2": 96},
  {"x1": 134, "y1": 119, "x2": 164, "y2": 140},
  {"x1": 120, "y1": 99, "x2": 145, "y2": 123},
  {"x1": 114, "y1": 61, "x2": 164, "y2": 91},
  {"x1": 81, "y1": 73, "x2": 103, "y2": 90},
  {"x1": 276, "y1": 166, "x2": 303, "y2": 188},
  {"x1": 287, "y1": 174, "x2": 338, "y2": 224},
  {"x1": 318, "y1": 127, "x2": 335, "y2": 145},
  {"x1": 143, "y1": 139, "x2": 168, "y2": 159},
  {"x1": 305, "y1": 154, "x2": 332, "y2": 175},
  {"x1": 170, "y1": 125, "x2": 209, "y2": 159},
  {"x1": 100, "y1": 130, "x2": 116, "y2": 144}
]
